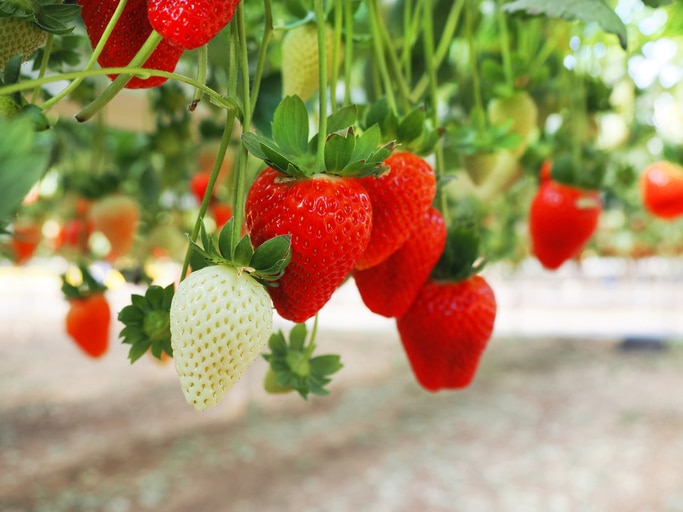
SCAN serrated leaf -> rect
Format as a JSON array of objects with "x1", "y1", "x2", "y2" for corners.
[
  {"x1": 117, "y1": 305, "x2": 144, "y2": 324},
  {"x1": 251, "y1": 234, "x2": 291, "y2": 271},
  {"x1": 131, "y1": 293, "x2": 147, "y2": 310},
  {"x1": 289, "y1": 323, "x2": 308, "y2": 351},
  {"x1": 350, "y1": 124, "x2": 382, "y2": 162},
  {"x1": 397, "y1": 108, "x2": 426, "y2": 144},
  {"x1": 268, "y1": 331, "x2": 288, "y2": 353},
  {"x1": 272, "y1": 95, "x2": 310, "y2": 155},
  {"x1": 146, "y1": 286, "x2": 165, "y2": 309},
  {"x1": 128, "y1": 340, "x2": 152, "y2": 363},
  {"x1": 324, "y1": 129, "x2": 356, "y2": 171},
  {"x1": 502, "y1": 0, "x2": 628, "y2": 50},
  {"x1": 326, "y1": 105, "x2": 357, "y2": 134}
]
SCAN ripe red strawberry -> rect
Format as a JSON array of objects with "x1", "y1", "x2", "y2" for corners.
[
  {"x1": 246, "y1": 168, "x2": 372, "y2": 323},
  {"x1": 640, "y1": 161, "x2": 683, "y2": 220},
  {"x1": 11, "y1": 220, "x2": 41, "y2": 264},
  {"x1": 397, "y1": 275, "x2": 497, "y2": 391},
  {"x1": 78, "y1": 0, "x2": 184, "y2": 89},
  {"x1": 89, "y1": 194, "x2": 140, "y2": 261},
  {"x1": 355, "y1": 152, "x2": 436, "y2": 270},
  {"x1": 56, "y1": 217, "x2": 92, "y2": 255},
  {"x1": 66, "y1": 293, "x2": 111, "y2": 358},
  {"x1": 190, "y1": 171, "x2": 212, "y2": 204},
  {"x1": 529, "y1": 180, "x2": 602, "y2": 270},
  {"x1": 354, "y1": 207, "x2": 446, "y2": 318},
  {"x1": 147, "y1": 0, "x2": 240, "y2": 51},
  {"x1": 211, "y1": 202, "x2": 233, "y2": 229}
]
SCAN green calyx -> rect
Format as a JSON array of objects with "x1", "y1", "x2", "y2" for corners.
[
  {"x1": 118, "y1": 284, "x2": 174, "y2": 363},
  {"x1": 188, "y1": 218, "x2": 291, "y2": 286},
  {"x1": 447, "y1": 121, "x2": 522, "y2": 157},
  {"x1": 61, "y1": 264, "x2": 107, "y2": 300},
  {"x1": 0, "y1": 0, "x2": 81, "y2": 36},
  {"x1": 549, "y1": 149, "x2": 606, "y2": 191},
  {"x1": 262, "y1": 322, "x2": 342, "y2": 399},
  {"x1": 361, "y1": 98, "x2": 441, "y2": 156},
  {"x1": 242, "y1": 95, "x2": 394, "y2": 179},
  {"x1": 432, "y1": 199, "x2": 486, "y2": 282}
]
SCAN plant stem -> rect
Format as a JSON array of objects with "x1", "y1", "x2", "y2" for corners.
[
  {"x1": 331, "y1": 0, "x2": 343, "y2": 113},
  {"x1": 304, "y1": 314, "x2": 320, "y2": 358},
  {"x1": 249, "y1": 0, "x2": 274, "y2": 118},
  {"x1": 75, "y1": 31, "x2": 163, "y2": 122},
  {"x1": 365, "y1": 0, "x2": 397, "y2": 113},
  {"x1": 41, "y1": 0, "x2": 130, "y2": 111},
  {"x1": 496, "y1": 0, "x2": 514, "y2": 91},
  {"x1": 465, "y1": 0, "x2": 485, "y2": 133},
  {"x1": 315, "y1": 0, "x2": 328, "y2": 169},
  {"x1": 31, "y1": 34, "x2": 53, "y2": 104},
  {"x1": 189, "y1": 45, "x2": 208, "y2": 111},
  {"x1": 343, "y1": 0, "x2": 354, "y2": 107}
]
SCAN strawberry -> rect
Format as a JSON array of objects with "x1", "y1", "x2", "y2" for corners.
[
  {"x1": 529, "y1": 179, "x2": 602, "y2": 270},
  {"x1": 89, "y1": 194, "x2": 140, "y2": 261},
  {"x1": 640, "y1": 161, "x2": 683, "y2": 220},
  {"x1": 10, "y1": 220, "x2": 41, "y2": 264},
  {"x1": 397, "y1": 275, "x2": 497, "y2": 391},
  {"x1": 246, "y1": 167, "x2": 373, "y2": 323},
  {"x1": 281, "y1": 22, "x2": 341, "y2": 102},
  {"x1": 169, "y1": 221, "x2": 290, "y2": 410},
  {"x1": 354, "y1": 152, "x2": 437, "y2": 270},
  {"x1": 190, "y1": 171, "x2": 212, "y2": 204},
  {"x1": 62, "y1": 266, "x2": 111, "y2": 359},
  {"x1": 211, "y1": 202, "x2": 233, "y2": 229},
  {"x1": 243, "y1": 97, "x2": 391, "y2": 323},
  {"x1": 0, "y1": 17, "x2": 45, "y2": 69},
  {"x1": 461, "y1": 150, "x2": 501, "y2": 186},
  {"x1": 354, "y1": 206, "x2": 446, "y2": 318},
  {"x1": 147, "y1": 0, "x2": 240, "y2": 51},
  {"x1": 78, "y1": 0, "x2": 184, "y2": 89},
  {"x1": 56, "y1": 217, "x2": 92, "y2": 255},
  {"x1": 487, "y1": 91, "x2": 538, "y2": 158},
  {"x1": 0, "y1": 95, "x2": 21, "y2": 118}
]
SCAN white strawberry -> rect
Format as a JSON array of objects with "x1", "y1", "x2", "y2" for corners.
[
  {"x1": 281, "y1": 22, "x2": 342, "y2": 102},
  {"x1": 168, "y1": 219, "x2": 291, "y2": 411},
  {"x1": 170, "y1": 265, "x2": 273, "y2": 411}
]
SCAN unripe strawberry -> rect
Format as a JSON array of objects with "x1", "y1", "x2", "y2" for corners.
[
  {"x1": 170, "y1": 265, "x2": 273, "y2": 411},
  {"x1": 487, "y1": 91, "x2": 538, "y2": 158},
  {"x1": 281, "y1": 22, "x2": 341, "y2": 102},
  {"x1": 0, "y1": 17, "x2": 47, "y2": 69},
  {"x1": 0, "y1": 95, "x2": 22, "y2": 118}
]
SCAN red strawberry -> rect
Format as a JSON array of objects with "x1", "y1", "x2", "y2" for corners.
[
  {"x1": 190, "y1": 171, "x2": 212, "y2": 204},
  {"x1": 147, "y1": 0, "x2": 240, "y2": 51},
  {"x1": 11, "y1": 221, "x2": 41, "y2": 264},
  {"x1": 66, "y1": 293, "x2": 111, "y2": 358},
  {"x1": 78, "y1": 0, "x2": 184, "y2": 89},
  {"x1": 246, "y1": 168, "x2": 372, "y2": 323},
  {"x1": 56, "y1": 218, "x2": 93, "y2": 254},
  {"x1": 397, "y1": 275, "x2": 497, "y2": 391},
  {"x1": 354, "y1": 207, "x2": 446, "y2": 318},
  {"x1": 640, "y1": 161, "x2": 683, "y2": 220},
  {"x1": 89, "y1": 194, "x2": 140, "y2": 261},
  {"x1": 355, "y1": 152, "x2": 436, "y2": 270},
  {"x1": 529, "y1": 180, "x2": 602, "y2": 270},
  {"x1": 211, "y1": 202, "x2": 233, "y2": 229}
]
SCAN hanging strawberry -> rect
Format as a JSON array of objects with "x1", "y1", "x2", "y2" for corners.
[
  {"x1": 243, "y1": 96, "x2": 394, "y2": 323},
  {"x1": 147, "y1": 0, "x2": 241, "y2": 51},
  {"x1": 640, "y1": 161, "x2": 683, "y2": 220}
]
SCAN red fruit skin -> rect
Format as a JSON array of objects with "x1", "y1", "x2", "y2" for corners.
[
  {"x1": 65, "y1": 294, "x2": 111, "y2": 358},
  {"x1": 78, "y1": 0, "x2": 184, "y2": 89},
  {"x1": 89, "y1": 195, "x2": 141, "y2": 261},
  {"x1": 147, "y1": 0, "x2": 240, "y2": 50},
  {"x1": 354, "y1": 207, "x2": 446, "y2": 318},
  {"x1": 529, "y1": 181, "x2": 602, "y2": 270},
  {"x1": 396, "y1": 276, "x2": 497, "y2": 392},
  {"x1": 211, "y1": 203, "x2": 233, "y2": 229},
  {"x1": 190, "y1": 171, "x2": 212, "y2": 204},
  {"x1": 246, "y1": 168, "x2": 373, "y2": 323},
  {"x1": 11, "y1": 223, "x2": 41, "y2": 264},
  {"x1": 640, "y1": 161, "x2": 683, "y2": 220},
  {"x1": 355, "y1": 152, "x2": 437, "y2": 270},
  {"x1": 57, "y1": 218, "x2": 93, "y2": 254}
]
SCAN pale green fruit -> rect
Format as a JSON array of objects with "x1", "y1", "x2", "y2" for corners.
[
  {"x1": 170, "y1": 265, "x2": 273, "y2": 411},
  {"x1": 0, "y1": 17, "x2": 47, "y2": 69},
  {"x1": 487, "y1": 91, "x2": 539, "y2": 158}
]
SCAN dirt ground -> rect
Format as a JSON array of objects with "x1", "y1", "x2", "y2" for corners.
[{"x1": 2, "y1": 267, "x2": 683, "y2": 512}]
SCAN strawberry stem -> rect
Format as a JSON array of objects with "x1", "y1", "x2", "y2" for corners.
[
  {"x1": 41, "y1": 0, "x2": 131, "y2": 111},
  {"x1": 495, "y1": 0, "x2": 514, "y2": 90},
  {"x1": 342, "y1": 0, "x2": 354, "y2": 107},
  {"x1": 315, "y1": 0, "x2": 328, "y2": 169},
  {"x1": 75, "y1": 31, "x2": 164, "y2": 123},
  {"x1": 249, "y1": 0, "x2": 274, "y2": 119},
  {"x1": 189, "y1": 46, "x2": 208, "y2": 111},
  {"x1": 331, "y1": 0, "x2": 343, "y2": 113},
  {"x1": 465, "y1": 0, "x2": 486, "y2": 133},
  {"x1": 365, "y1": 0, "x2": 397, "y2": 114},
  {"x1": 31, "y1": 34, "x2": 53, "y2": 104}
]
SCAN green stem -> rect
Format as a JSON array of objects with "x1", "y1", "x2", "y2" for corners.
[
  {"x1": 75, "y1": 31, "x2": 164, "y2": 122},
  {"x1": 189, "y1": 45, "x2": 208, "y2": 111},
  {"x1": 304, "y1": 314, "x2": 320, "y2": 358},
  {"x1": 465, "y1": 0, "x2": 485, "y2": 133},
  {"x1": 31, "y1": 34, "x2": 53, "y2": 104},
  {"x1": 402, "y1": 0, "x2": 414, "y2": 84},
  {"x1": 496, "y1": 0, "x2": 514, "y2": 91},
  {"x1": 377, "y1": 10, "x2": 412, "y2": 111},
  {"x1": 0, "y1": 68, "x2": 237, "y2": 112},
  {"x1": 331, "y1": 0, "x2": 343, "y2": 113},
  {"x1": 410, "y1": 0, "x2": 465, "y2": 103},
  {"x1": 315, "y1": 0, "x2": 328, "y2": 169},
  {"x1": 365, "y1": 0, "x2": 397, "y2": 113},
  {"x1": 180, "y1": 108, "x2": 237, "y2": 281},
  {"x1": 41, "y1": 0, "x2": 130, "y2": 111},
  {"x1": 249, "y1": 0, "x2": 273, "y2": 118},
  {"x1": 343, "y1": 0, "x2": 354, "y2": 107}
]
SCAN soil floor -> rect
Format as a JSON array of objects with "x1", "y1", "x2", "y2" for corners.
[{"x1": 2, "y1": 264, "x2": 683, "y2": 512}]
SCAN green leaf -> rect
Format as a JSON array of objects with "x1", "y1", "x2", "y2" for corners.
[
  {"x1": 397, "y1": 108, "x2": 426, "y2": 144},
  {"x1": 218, "y1": 218, "x2": 236, "y2": 258},
  {"x1": 324, "y1": 128, "x2": 356, "y2": 172},
  {"x1": 251, "y1": 234, "x2": 291, "y2": 272},
  {"x1": 268, "y1": 331, "x2": 288, "y2": 354},
  {"x1": 326, "y1": 105, "x2": 357, "y2": 134},
  {"x1": 289, "y1": 323, "x2": 307, "y2": 351},
  {"x1": 234, "y1": 235, "x2": 254, "y2": 266},
  {"x1": 272, "y1": 95, "x2": 310, "y2": 155},
  {"x1": 131, "y1": 294, "x2": 147, "y2": 310},
  {"x1": 128, "y1": 340, "x2": 152, "y2": 364},
  {"x1": 117, "y1": 305, "x2": 144, "y2": 324},
  {"x1": 502, "y1": 0, "x2": 628, "y2": 50},
  {"x1": 309, "y1": 354, "x2": 343, "y2": 375}
]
